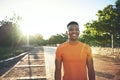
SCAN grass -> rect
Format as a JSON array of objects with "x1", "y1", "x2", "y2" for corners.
[{"x1": 0, "y1": 47, "x2": 30, "y2": 60}]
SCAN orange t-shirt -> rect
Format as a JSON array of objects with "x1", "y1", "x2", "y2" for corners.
[{"x1": 55, "y1": 41, "x2": 92, "y2": 80}]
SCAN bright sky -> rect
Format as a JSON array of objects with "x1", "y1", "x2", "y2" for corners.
[{"x1": 0, "y1": 0, "x2": 116, "y2": 39}]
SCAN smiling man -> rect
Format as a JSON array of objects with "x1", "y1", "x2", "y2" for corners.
[{"x1": 55, "y1": 21, "x2": 95, "y2": 80}]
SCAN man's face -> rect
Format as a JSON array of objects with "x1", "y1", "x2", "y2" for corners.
[{"x1": 67, "y1": 25, "x2": 80, "y2": 41}]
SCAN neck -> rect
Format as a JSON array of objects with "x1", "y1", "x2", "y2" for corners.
[{"x1": 68, "y1": 40, "x2": 79, "y2": 45}]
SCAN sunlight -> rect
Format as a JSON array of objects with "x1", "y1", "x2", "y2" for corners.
[
  {"x1": 20, "y1": 20, "x2": 36, "y2": 36},
  {"x1": 19, "y1": 15, "x2": 53, "y2": 39},
  {"x1": 91, "y1": 47, "x2": 98, "y2": 54}
]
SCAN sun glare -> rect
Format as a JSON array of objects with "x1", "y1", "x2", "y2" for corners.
[
  {"x1": 19, "y1": 16, "x2": 52, "y2": 39},
  {"x1": 20, "y1": 20, "x2": 36, "y2": 36}
]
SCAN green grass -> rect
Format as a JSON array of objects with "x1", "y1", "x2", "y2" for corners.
[{"x1": 0, "y1": 47, "x2": 30, "y2": 60}]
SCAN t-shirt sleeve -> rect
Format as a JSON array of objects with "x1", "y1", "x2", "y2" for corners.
[
  {"x1": 55, "y1": 46, "x2": 62, "y2": 61},
  {"x1": 86, "y1": 45, "x2": 93, "y2": 58}
]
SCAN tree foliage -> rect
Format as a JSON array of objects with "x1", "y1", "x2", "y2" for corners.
[
  {"x1": 0, "y1": 14, "x2": 22, "y2": 47},
  {"x1": 81, "y1": 0, "x2": 120, "y2": 47},
  {"x1": 28, "y1": 34, "x2": 46, "y2": 46},
  {"x1": 47, "y1": 33, "x2": 68, "y2": 45}
]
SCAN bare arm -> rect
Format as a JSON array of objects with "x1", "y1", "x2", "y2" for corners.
[
  {"x1": 87, "y1": 57, "x2": 95, "y2": 80},
  {"x1": 55, "y1": 59, "x2": 62, "y2": 80}
]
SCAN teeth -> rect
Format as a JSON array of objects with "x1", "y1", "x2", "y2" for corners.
[{"x1": 72, "y1": 34, "x2": 77, "y2": 36}]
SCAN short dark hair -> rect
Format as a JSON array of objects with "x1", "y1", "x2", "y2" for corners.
[{"x1": 67, "y1": 21, "x2": 79, "y2": 29}]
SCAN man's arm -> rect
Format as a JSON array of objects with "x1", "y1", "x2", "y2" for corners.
[
  {"x1": 87, "y1": 57, "x2": 95, "y2": 80},
  {"x1": 55, "y1": 59, "x2": 62, "y2": 80}
]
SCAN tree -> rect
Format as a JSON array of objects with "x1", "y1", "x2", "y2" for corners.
[
  {"x1": 0, "y1": 13, "x2": 22, "y2": 47},
  {"x1": 48, "y1": 33, "x2": 68, "y2": 45},
  {"x1": 81, "y1": 0, "x2": 120, "y2": 47},
  {"x1": 29, "y1": 34, "x2": 45, "y2": 46}
]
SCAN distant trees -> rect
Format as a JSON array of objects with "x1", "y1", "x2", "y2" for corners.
[
  {"x1": 28, "y1": 34, "x2": 46, "y2": 46},
  {"x1": 47, "y1": 33, "x2": 68, "y2": 45}
]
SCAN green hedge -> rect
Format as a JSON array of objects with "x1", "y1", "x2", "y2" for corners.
[{"x1": 0, "y1": 47, "x2": 30, "y2": 60}]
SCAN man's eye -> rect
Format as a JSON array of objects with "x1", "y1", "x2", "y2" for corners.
[
  {"x1": 69, "y1": 29, "x2": 73, "y2": 31},
  {"x1": 69, "y1": 30, "x2": 79, "y2": 32}
]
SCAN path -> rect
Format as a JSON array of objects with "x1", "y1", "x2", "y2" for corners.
[{"x1": 1, "y1": 47, "x2": 47, "y2": 80}]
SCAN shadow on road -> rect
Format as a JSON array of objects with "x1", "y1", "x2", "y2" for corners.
[
  {"x1": 95, "y1": 71, "x2": 115, "y2": 79},
  {"x1": 28, "y1": 53, "x2": 32, "y2": 78},
  {"x1": 93, "y1": 54, "x2": 120, "y2": 63}
]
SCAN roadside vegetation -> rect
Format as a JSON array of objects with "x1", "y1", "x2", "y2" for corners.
[{"x1": 0, "y1": 47, "x2": 30, "y2": 60}]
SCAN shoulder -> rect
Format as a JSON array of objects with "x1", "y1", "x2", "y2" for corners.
[
  {"x1": 56, "y1": 42, "x2": 68, "y2": 54},
  {"x1": 57, "y1": 41, "x2": 68, "y2": 49},
  {"x1": 79, "y1": 41, "x2": 91, "y2": 50}
]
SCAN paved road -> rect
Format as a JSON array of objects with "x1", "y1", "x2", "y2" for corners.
[
  {"x1": 44, "y1": 46, "x2": 120, "y2": 80},
  {"x1": 44, "y1": 46, "x2": 56, "y2": 80}
]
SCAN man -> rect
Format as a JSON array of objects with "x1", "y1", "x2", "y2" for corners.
[{"x1": 55, "y1": 21, "x2": 95, "y2": 80}]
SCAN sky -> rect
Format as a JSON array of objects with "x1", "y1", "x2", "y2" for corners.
[{"x1": 0, "y1": 0, "x2": 116, "y2": 39}]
